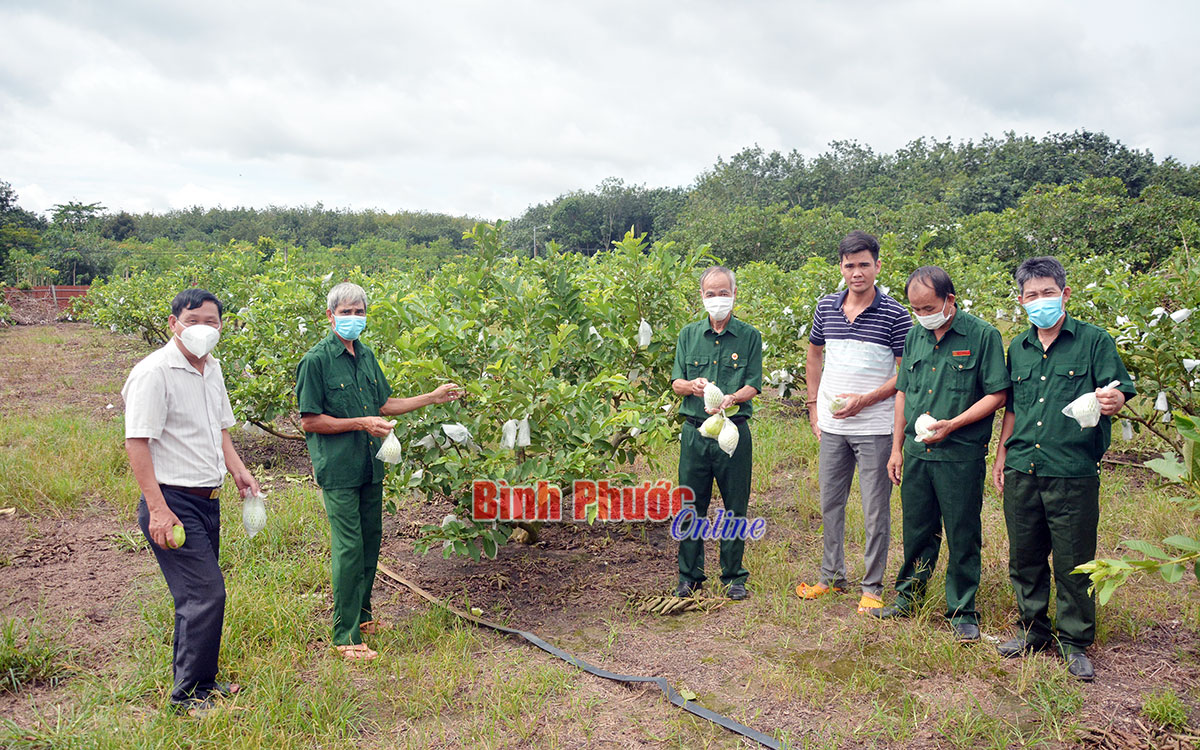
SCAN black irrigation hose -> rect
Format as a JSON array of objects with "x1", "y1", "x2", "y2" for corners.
[{"x1": 377, "y1": 563, "x2": 785, "y2": 750}]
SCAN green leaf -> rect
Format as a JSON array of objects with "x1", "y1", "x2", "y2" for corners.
[
  {"x1": 1145, "y1": 453, "x2": 1187, "y2": 483},
  {"x1": 481, "y1": 535, "x2": 497, "y2": 560},
  {"x1": 1159, "y1": 563, "x2": 1185, "y2": 584},
  {"x1": 1121, "y1": 539, "x2": 1171, "y2": 560},
  {"x1": 1097, "y1": 580, "x2": 1118, "y2": 606},
  {"x1": 678, "y1": 688, "x2": 697, "y2": 702},
  {"x1": 465, "y1": 539, "x2": 482, "y2": 562},
  {"x1": 1163, "y1": 535, "x2": 1200, "y2": 553},
  {"x1": 585, "y1": 500, "x2": 599, "y2": 525}
]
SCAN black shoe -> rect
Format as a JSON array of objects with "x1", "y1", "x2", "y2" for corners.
[
  {"x1": 1065, "y1": 652, "x2": 1095, "y2": 682},
  {"x1": 953, "y1": 622, "x2": 980, "y2": 643},
  {"x1": 675, "y1": 580, "x2": 701, "y2": 598},
  {"x1": 869, "y1": 604, "x2": 910, "y2": 619},
  {"x1": 996, "y1": 636, "x2": 1052, "y2": 659},
  {"x1": 728, "y1": 583, "x2": 748, "y2": 601}
]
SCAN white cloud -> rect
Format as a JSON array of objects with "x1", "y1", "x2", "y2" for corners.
[{"x1": 2, "y1": 0, "x2": 1199, "y2": 219}]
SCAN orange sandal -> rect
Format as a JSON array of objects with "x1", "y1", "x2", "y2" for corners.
[
  {"x1": 795, "y1": 582, "x2": 844, "y2": 600},
  {"x1": 335, "y1": 644, "x2": 379, "y2": 661}
]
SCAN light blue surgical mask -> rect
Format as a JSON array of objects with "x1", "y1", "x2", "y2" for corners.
[
  {"x1": 1024, "y1": 296, "x2": 1064, "y2": 329},
  {"x1": 333, "y1": 315, "x2": 367, "y2": 340}
]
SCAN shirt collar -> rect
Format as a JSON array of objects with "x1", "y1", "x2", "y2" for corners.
[
  {"x1": 706, "y1": 315, "x2": 741, "y2": 336},
  {"x1": 833, "y1": 285, "x2": 884, "y2": 312},
  {"x1": 164, "y1": 337, "x2": 207, "y2": 373},
  {"x1": 1019, "y1": 312, "x2": 1077, "y2": 349}
]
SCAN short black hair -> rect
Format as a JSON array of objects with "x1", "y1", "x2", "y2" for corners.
[
  {"x1": 1014, "y1": 256, "x2": 1067, "y2": 294},
  {"x1": 171, "y1": 288, "x2": 223, "y2": 319},
  {"x1": 905, "y1": 266, "x2": 955, "y2": 299},
  {"x1": 838, "y1": 230, "x2": 879, "y2": 262}
]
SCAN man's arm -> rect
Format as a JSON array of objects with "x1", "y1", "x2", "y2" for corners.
[
  {"x1": 380, "y1": 383, "x2": 463, "y2": 416},
  {"x1": 806, "y1": 342, "x2": 823, "y2": 438},
  {"x1": 300, "y1": 413, "x2": 395, "y2": 437},
  {"x1": 221, "y1": 429, "x2": 260, "y2": 498},
  {"x1": 833, "y1": 356, "x2": 901, "y2": 418},
  {"x1": 992, "y1": 408, "x2": 1015, "y2": 493},
  {"x1": 125, "y1": 438, "x2": 179, "y2": 550},
  {"x1": 887, "y1": 391, "x2": 907, "y2": 486},
  {"x1": 921, "y1": 392, "x2": 1007, "y2": 445}
]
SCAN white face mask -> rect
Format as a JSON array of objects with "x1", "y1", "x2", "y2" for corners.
[
  {"x1": 179, "y1": 324, "x2": 221, "y2": 358},
  {"x1": 914, "y1": 300, "x2": 951, "y2": 330},
  {"x1": 703, "y1": 296, "x2": 734, "y2": 321}
]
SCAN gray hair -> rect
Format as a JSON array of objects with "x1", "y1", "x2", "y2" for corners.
[
  {"x1": 326, "y1": 282, "x2": 368, "y2": 312},
  {"x1": 700, "y1": 265, "x2": 736, "y2": 293},
  {"x1": 1013, "y1": 256, "x2": 1067, "y2": 294}
]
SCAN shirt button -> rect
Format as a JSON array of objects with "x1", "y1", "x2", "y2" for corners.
[
  {"x1": 1035, "y1": 443, "x2": 1041, "y2": 449},
  {"x1": 1040, "y1": 376, "x2": 1046, "y2": 381},
  {"x1": 935, "y1": 345, "x2": 939, "y2": 349},
  {"x1": 1043, "y1": 354, "x2": 1047, "y2": 359},
  {"x1": 928, "y1": 389, "x2": 933, "y2": 394},
  {"x1": 932, "y1": 366, "x2": 936, "y2": 371},
  {"x1": 926, "y1": 448, "x2": 931, "y2": 453},
  {"x1": 1039, "y1": 398, "x2": 1045, "y2": 403},
  {"x1": 1069, "y1": 370, "x2": 1074, "y2": 375},
  {"x1": 1037, "y1": 421, "x2": 1042, "y2": 426}
]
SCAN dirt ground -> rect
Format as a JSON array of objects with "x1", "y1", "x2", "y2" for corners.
[{"x1": 3, "y1": 323, "x2": 1199, "y2": 748}]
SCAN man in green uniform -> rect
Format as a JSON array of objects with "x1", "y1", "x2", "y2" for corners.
[
  {"x1": 670, "y1": 266, "x2": 763, "y2": 601},
  {"x1": 993, "y1": 256, "x2": 1135, "y2": 681},
  {"x1": 872, "y1": 267, "x2": 1008, "y2": 642},
  {"x1": 296, "y1": 282, "x2": 462, "y2": 661}
]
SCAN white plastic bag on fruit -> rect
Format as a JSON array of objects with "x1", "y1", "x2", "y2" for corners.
[
  {"x1": 441, "y1": 423, "x2": 472, "y2": 443},
  {"x1": 376, "y1": 430, "x2": 403, "y2": 463},
  {"x1": 699, "y1": 413, "x2": 725, "y2": 438},
  {"x1": 1061, "y1": 380, "x2": 1121, "y2": 429},
  {"x1": 500, "y1": 419, "x2": 519, "y2": 450},
  {"x1": 516, "y1": 417, "x2": 531, "y2": 447},
  {"x1": 1061, "y1": 392, "x2": 1102, "y2": 429},
  {"x1": 717, "y1": 418, "x2": 739, "y2": 457},
  {"x1": 242, "y1": 491, "x2": 267, "y2": 538},
  {"x1": 913, "y1": 414, "x2": 937, "y2": 443},
  {"x1": 637, "y1": 319, "x2": 652, "y2": 348}
]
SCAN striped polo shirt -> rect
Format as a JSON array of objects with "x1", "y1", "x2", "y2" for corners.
[{"x1": 810, "y1": 286, "x2": 912, "y2": 435}]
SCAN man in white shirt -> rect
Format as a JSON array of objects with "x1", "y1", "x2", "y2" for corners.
[{"x1": 121, "y1": 288, "x2": 260, "y2": 715}]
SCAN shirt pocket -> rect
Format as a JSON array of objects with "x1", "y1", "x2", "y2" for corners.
[
  {"x1": 718, "y1": 352, "x2": 747, "y2": 392},
  {"x1": 1050, "y1": 362, "x2": 1090, "y2": 403},
  {"x1": 325, "y1": 382, "x2": 355, "y2": 416},
  {"x1": 948, "y1": 354, "x2": 978, "y2": 394},
  {"x1": 1010, "y1": 364, "x2": 1035, "y2": 408}
]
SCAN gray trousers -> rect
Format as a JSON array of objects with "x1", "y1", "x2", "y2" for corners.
[
  {"x1": 138, "y1": 486, "x2": 226, "y2": 703},
  {"x1": 817, "y1": 432, "x2": 894, "y2": 596}
]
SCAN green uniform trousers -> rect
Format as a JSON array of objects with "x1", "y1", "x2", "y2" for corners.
[
  {"x1": 893, "y1": 456, "x2": 984, "y2": 624},
  {"x1": 323, "y1": 483, "x2": 384, "y2": 646},
  {"x1": 677, "y1": 420, "x2": 752, "y2": 586},
  {"x1": 1002, "y1": 470, "x2": 1099, "y2": 654}
]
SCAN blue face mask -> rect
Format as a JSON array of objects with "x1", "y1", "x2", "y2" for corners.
[
  {"x1": 333, "y1": 315, "x2": 367, "y2": 340},
  {"x1": 1024, "y1": 296, "x2": 1064, "y2": 329}
]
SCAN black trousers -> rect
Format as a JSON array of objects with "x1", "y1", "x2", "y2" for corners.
[{"x1": 137, "y1": 485, "x2": 225, "y2": 703}]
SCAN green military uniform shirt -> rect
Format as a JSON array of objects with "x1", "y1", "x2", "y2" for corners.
[
  {"x1": 671, "y1": 315, "x2": 763, "y2": 421},
  {"x1": 1004, "y1": 314, "x2": 1136, "y2": 477},
  {"x1": 296, "y1": 332, "x2": 393, "y2": 489},
  {"x1": 896, "y1": 308, "x2": 1010, "y2": 461}
]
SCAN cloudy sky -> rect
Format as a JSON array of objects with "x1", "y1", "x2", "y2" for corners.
[{"x1": 2, "y1": 1, "x2": 1197, "y2": 220}]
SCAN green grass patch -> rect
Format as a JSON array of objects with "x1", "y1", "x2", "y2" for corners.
[
  {"x1": 0, "y1": 615, "x2": 73, "y2": 693},
  {"x1": 0, "y1": 410, "x2": 138, "y2": 517}
]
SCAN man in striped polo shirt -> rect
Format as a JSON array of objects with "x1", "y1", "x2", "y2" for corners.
[{"x1": 795, "y1": 231, "x2": 912, "y2": 614}]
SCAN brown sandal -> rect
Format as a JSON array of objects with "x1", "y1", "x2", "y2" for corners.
[
  {"x1": 358, "y1": 619, "x2": 392, "y2": 635},
  {"x1": 335, "y1": 644, "x2": 378, "y2": 661}
]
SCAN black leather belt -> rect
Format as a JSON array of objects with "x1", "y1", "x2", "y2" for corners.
[
  {"x1": 160, "y1": 484, "x2": 220, "y2": 499},
  {"x1": 686, "y1": 415, "x2": 749, "y2": 427}
]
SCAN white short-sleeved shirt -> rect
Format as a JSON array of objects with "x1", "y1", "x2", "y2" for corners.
[{"x1": 121, "y1": 340, "x2": 237, "y2": 487}]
